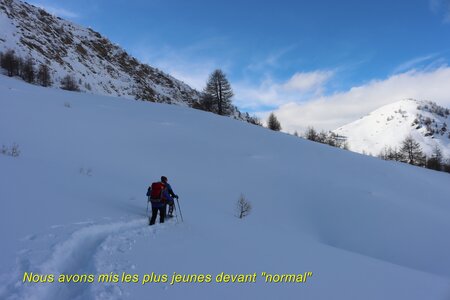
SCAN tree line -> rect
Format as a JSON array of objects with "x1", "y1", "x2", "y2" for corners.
[
  {"x1": 294, "y1": 124, "x2": 450, "y2": 174},
  {"x1": 0, "y1": 49, "x2": 52, "y2": 87},
  {"x1": 0, "y1": 49, "x2": 85, "y2": 92},
  {"x1": 303, "y1": 126, "x2": 349, "y2": 149},
  {"x1": 378, "y1": 135, "x2": 450, "y2": 173}
]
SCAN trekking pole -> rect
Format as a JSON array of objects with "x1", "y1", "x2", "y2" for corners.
[
  {"x1": 176, "y1": 198, "x2": 183, "y2": 222},
  {"x1": 173, "y1": 203, "x2": 179, "y2": 223},
  {"x1": 146, "y1": 197, "x2": 150, "y2": 216}
]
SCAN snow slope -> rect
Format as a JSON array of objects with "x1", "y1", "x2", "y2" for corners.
[
  {"x1": 1, "y1": 75, "x2": 450, "y2": 299},
  {"x1": 334, "y1": 99, "x2": 450, "y2": 157}
]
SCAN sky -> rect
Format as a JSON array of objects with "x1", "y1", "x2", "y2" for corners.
[{"x1": 29, "y1": 0, "x2": 450, "y2": 132}]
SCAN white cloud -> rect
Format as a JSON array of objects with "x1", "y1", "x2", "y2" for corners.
[
  {"x1": 283, "y1": 71, "x2": 334, "y2": 92},
  {"x1": 272, "y1": 67, "x2": 450, "y2": 134},
  {"x1": 30, "y1": 2, "x2": 79, "y2": 19},
  {"x1": 234, "y1": 70, "x2": 334, "y2": 110},
  {"x1": 393, "y1": 54, "x2": 438, "y2": 74}
]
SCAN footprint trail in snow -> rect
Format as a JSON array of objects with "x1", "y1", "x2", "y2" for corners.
[{"x1": 0, "y1": 216, "x2": 171, "y2": 300}]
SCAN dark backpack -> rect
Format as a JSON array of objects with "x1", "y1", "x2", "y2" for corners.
[{"x1": 150, "y1": 182, "x2": 166, "y2": 203}]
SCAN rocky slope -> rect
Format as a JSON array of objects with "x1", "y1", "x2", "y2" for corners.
[{"x1": 0, "y1": 0, "x2": 201, "y2": 105}]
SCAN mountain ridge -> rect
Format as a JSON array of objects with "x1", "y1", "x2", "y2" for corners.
[{"x1": 0, "y1": 0, "x2": 218, "y2": 109}]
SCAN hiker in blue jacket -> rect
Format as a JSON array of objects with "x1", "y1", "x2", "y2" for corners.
[
  {"x1": 161, "y1": 176, "x2": 178, "y2": 217},
  {"x1": 149, "y1": 176, "x2": 178, "y2": 225}
]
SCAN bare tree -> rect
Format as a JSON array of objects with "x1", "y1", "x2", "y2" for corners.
[
  {"x1": 379, "y1": 146, "x2": 404, "y2": 161},
  {"x1": 426, "y1": 145, "x2": 443, "y2": 171},
  {"x1": 399, "y1": 135, "x2": 426, "y2": 166},
  {"x1": 304, "y1": 126, "x2": 318, "y2": 141},
  {"x1": 60, "y1": 74, "x2": 80, "y2": 91},
  {"x1": 37, "y1": 63, "x2": 52, "y2": 87},
  {"x1": 245, "y1": 112, "x2": 262, "y2": 126},
  {"x1": 0, "y1": 49, "x2": 20, "y2": 77},
  {"x1": 236, "y1": 194, "x2": 252, "y2": 219},
  {"x1": 21, "y1": 57, "x2": 35, "y2": 83}
]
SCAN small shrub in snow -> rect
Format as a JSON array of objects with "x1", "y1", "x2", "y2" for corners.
[
  {"x1": 61, "y1": 74, "x2": 80, "y2": 91},
  {"x1": 79, "y1": 167, "x2": 93, "y2": 176},
  {"x1": 1, "y1": 143, "x2": 20, "y2": 157},
  {"x1": 236, "y1": 194, "x2": 252, "y2": 219}
]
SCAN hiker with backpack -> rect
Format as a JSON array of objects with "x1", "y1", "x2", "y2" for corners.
[
  {"x1": 161, "y1": 176, "x2": 178, "y2": 217},
  {"x1": 147, "y1": 176, "x2": 178, "y2": 225}
]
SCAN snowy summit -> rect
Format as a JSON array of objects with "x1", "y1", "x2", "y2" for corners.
[{"x1": 334, "y1": 99, "x2": 450, "y2": 157}]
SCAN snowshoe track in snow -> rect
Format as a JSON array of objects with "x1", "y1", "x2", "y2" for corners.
[{"x1": 0, "y1": 217, "x2": 170, "y2": 300}]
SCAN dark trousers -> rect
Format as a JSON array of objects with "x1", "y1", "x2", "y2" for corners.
[
  {"x1": 150, "y1": 206, "x2": 166, "y2": 225},
  {"x1": 168, "y1": 203, "x2": 174, "y2": 215}
]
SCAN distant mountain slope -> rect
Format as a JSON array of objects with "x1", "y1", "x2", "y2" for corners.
[
  {"x1": 0, "y1": 0, "x2": 201, "y2": 105},
  {"x1": 334, "y1": 99, "x2": 450, "y2": 157}
]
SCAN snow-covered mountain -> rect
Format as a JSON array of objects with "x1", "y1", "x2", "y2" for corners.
[
  {"x1": 334, "y1": 99, "x2": 450, "y2": 157},
  {"x1": 0, "y1": 0, "x2": 202, "y2": 105},
  {"x1": 2, "y1": 75, "x2": 450, "y2": 299}
]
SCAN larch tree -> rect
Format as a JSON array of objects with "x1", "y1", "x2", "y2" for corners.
[
  {"x1": 203, "y1": 69, "x2": 234, "y2": 116},
  {"x1": 267, "y1": 112, "x2": 282, "y2": 131}
]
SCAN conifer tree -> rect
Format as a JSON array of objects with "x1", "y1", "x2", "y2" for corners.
[
  {"x1": 203, "y1": 69, "x2": 234, "y2": 116},
  {"x1": 267, "y1": 112, "x2": 282, "y2": 131}
]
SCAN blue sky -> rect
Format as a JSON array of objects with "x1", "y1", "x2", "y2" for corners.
[{"x1": 31, "y1": 0, "x2": 450, "y2": 131}]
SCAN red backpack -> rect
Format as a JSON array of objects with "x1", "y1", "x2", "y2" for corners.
[{"x1": 150, "y1": 182, "x2": 166, "y2": 202}]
